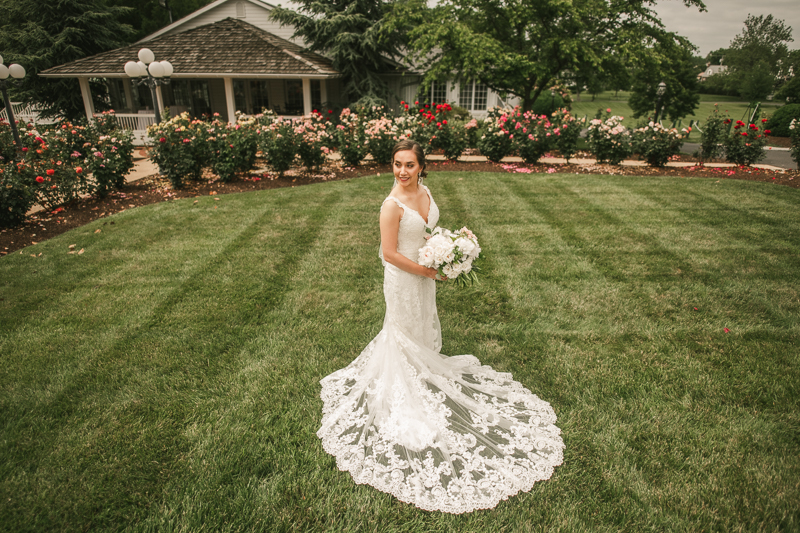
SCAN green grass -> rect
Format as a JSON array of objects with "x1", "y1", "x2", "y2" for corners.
[
  {"x1": 1, "y1": 173, "x2": 799, "y2": 532},
  {"x1": 570, "y1": 91, "x2": 785, "y2": 141}
]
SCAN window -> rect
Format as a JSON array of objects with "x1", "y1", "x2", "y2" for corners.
[
  {"x1": 430, "y1": 81, "x2": 447, "y2": 105},
  {"x1": 459, "y1": 81, "x2": 488, "y2": 111},
  {"x1": 285, "y1": 80, "x2": 303, "y2": 115}
]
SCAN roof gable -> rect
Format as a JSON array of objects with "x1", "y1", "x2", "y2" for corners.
[
  {"x1": 140, "y1": 0, "x2": 301, "y2": 44},
  {"x1": 40, "y1": 18, "x2": 337, "y2": 78}
]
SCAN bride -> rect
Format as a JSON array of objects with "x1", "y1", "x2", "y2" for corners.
[{"x1": 317, "y1": 140, "x2": 564, "y2": 514}]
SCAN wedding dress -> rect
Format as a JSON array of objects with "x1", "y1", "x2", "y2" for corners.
[{"x1": 317, "y1": 185, "x2": 564, "y2": 514}]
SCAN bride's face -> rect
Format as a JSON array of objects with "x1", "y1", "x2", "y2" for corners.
[{"x1": 393, "y1": 150, "x2": 421, "y2": 189}]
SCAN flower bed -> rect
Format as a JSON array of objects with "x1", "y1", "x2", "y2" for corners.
[{"x1": 0, "y1": 112, "x2": 135, "y2": 227}]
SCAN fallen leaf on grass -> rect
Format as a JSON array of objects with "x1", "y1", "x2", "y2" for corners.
[
  {"x1": 69, "y1": 244, "x2": 76, "y2": 249},
  {"x1": 724, "y1": 327, "x2": 730, "y2": 333},
  {"x1": 193, "y1": 200, "x2": 199, "y2": 204},
  {"x1": 94, "y1": 229, "x2": 101, "y2": 233},
  {"x1": 78, "y1": 248, "x2": 84, "y2": 255}
]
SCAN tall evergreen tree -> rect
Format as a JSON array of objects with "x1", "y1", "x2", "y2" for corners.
[
  {"x1": 106, "y1": 0, "x2": 214, "y2": 41},
  {"x1": 0, "y1": 0, "x2": 133, "y2": 121},
  {"x1": 270, "y1": 0, "x2": 406, "y2": 104}
]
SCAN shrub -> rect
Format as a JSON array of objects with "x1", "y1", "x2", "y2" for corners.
[
  {"x1": 764, "y1": 104, "x2": 800, "y2": 137},
  {"x1": 148, "y1": 112, "x2": 205, "y2": 189},
  {"x1": 430, "y1": 120, "x2": 468, "y2": 160},
  {"x1": 724, "y1": 119, "x2": 769, "y2": 166},
  {"x1": 477, "y1": 112, "x2": 513, "y2": 162},
  {"x1": 0, "y1": 162, "x2": 37, "y2": 228},
  {"x1": 464, "y1": 118, "x2": 480, "y2": 148},
  {"x1": 295, "y1": 113, "x2": 333, "y2": 171},
  {"x1": 81, "y1": 128, "x2": 135, "y2": 197},
  {"x1": 787, "y1": 118, "x2": 799, "y2": 169},
  {"x1": 698, "y1": 105, "x2": 730, "y2": 161},
  {"x1": 259, "y1": 118, "x2": 299, "y2": 175},
  {"x1": 552, "y1": 110, "x2": 585, "y2": 163},
  {"x1": 364, "y1": 115, "x2": 399, "y2": 164},
  {"x1": 335, "y1": 108, "x2": 367, "y2": 167},
  {"x1": 586, "y1": 109, "x2": 632, "y2": 164},
  {"x1": 0, "y1": 119, "x2": 17, "y2": 164},
  {"x1": 632, "y1": 122, "x2": 687, "y2": 167},
  {"x1": 506, "y1": 109, "x2": 558, "y2": 164}
]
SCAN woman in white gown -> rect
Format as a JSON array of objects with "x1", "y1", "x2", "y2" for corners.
[{"x1": 317, "y1": 140, "x2": 564, "y2": 514}]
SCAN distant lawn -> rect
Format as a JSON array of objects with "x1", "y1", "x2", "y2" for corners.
[
  {"x1": 570, "y1": 91, "x2": 786, "y2": 141},
  {"x1": 1, "y1": 173, "x2": 799, "y2": 532}
]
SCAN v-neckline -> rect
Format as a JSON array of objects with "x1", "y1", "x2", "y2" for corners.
[{"x1": 392, "y1": 188, "x2": 432, "y2": 225}]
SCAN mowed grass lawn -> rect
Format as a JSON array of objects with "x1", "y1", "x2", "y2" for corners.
[{"x1": 1, "y1": 172, "x2": 798, "y2": 532}]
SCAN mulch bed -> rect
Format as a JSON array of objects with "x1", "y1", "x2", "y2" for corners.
[{"x1": 3, "y1": 155, "x2": 798, "y2": 256}]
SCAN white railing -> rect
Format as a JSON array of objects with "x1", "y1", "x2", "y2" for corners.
[
  {"x1": 94, "y1": 112, "x2": 155, "y2": 144},
  {"x1": 0, "y1": 102, "x2": 56, "y2": 125}
]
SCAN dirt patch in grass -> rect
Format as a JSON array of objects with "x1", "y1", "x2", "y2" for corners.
[{"x1": 2, "y1": 158, "x2": 798, "y2": 256}]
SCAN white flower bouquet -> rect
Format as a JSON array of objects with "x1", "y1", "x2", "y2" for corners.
[{"x1": 418, "y1": 226, "x2": 482, "y2": 286}]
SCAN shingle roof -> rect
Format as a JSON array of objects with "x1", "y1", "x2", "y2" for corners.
[{"x1": 40, "y1": 18, "x2": 338, "y2": 78}]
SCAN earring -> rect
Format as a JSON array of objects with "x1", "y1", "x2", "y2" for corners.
[
  {"x1": 418, "y1": 174, "x2": 424, "y2": 187},
  {"x1": 393, "y1": 177, "x2": 398, "y2": 188}
]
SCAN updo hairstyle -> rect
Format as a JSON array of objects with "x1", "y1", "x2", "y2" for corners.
[{"x1": 391, "y1": 140, "x2": 427, "y2": 179}]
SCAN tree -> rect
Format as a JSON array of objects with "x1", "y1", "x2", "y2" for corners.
[
  {"x1": 390, "y1": 0, "x2": 707, "y2": 111},
  {"x1": 270, "y1": 0, "x2": 407, "y2": 104},
  {"x1": 705, "y1": 48, "x2": 729, "y2": 66},
  {"x1": 0, "y1": 0, "x2": 133, "y2": 121},
  {"x1": 628, "y1": 34, "x2": 700, "y2": 122},
  {"x1": 725, "y1": 14, "x2": 793, "y2": 100},
  {"x1": 106, "y1": 0, "x2": 214, "y2": 41}
]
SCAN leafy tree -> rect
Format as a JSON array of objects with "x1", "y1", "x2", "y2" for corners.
[
  {"x1": 628, "y1": 33, "x2": 700, "y2": 122},
  {"x1": 389, "y1": 0, "x2": 707, "y2": 111},
  {"x1": 775, "y1": 50, "x2": 800, "y2": 104},
  {"x1": 725, "y1": 14, "x2": 794, "y2": 100},
  {"x1": 270, "y1": 0, "x2": 406, "y2": 103},
  {"x1": 705, "y1": 48, "x2": 729, "y2": 66},
  {"x1": 0, "y1": 0, "x2": 133, "y2": 121}
]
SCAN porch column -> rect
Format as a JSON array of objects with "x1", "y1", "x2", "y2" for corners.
[
  {"x1": 78, "y1": 77, "x2": 95, "y2": 123},
  {"x1": 302, "y1": 78, "x2": 312, "y2": 116},
  {"x1": 320, "y1": 79, "x2": 327, "y2": 107},
  {"x1": 155, "y1": 85, "x2": 165, "y2": 117},
  {"x1": 223, "y1": 77, "x2": 236, "y2": 124}
]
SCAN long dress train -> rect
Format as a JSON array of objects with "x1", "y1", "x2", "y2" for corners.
[{"x1": 317, "y1": 186, "x2": 564, "y2": 513}]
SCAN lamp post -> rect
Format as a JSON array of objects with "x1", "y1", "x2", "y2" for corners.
[
  {"x1": 0, "y1": 54, "x2": 27, "y2": 153},
  {"x1": 124, "y1": 48, "x2": 173, "y2": 125},
  {"x1": 654, "y1": 81, "x2": 667, "y2": 124}
]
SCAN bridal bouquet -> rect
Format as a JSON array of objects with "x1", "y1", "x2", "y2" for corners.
[{"x1": 418, "y1": 226, "x2": 482, "y2": 286}]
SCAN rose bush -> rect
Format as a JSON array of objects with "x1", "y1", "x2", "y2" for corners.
[
  {"x1": 632, "y1": 122, "x2": 687, "y2": 167},
  {"x1": 699, "y1": 105, "x2": 730, "y2": 161},
  {"x1": 587, "y1": 110, "x2": 632, "y2": 164},
  {"x1": 789, "y1": 118, "x2": 800, "y2": 169},
  {"x1": 477, "y1": 109, "x2": 514, "y2": 162},
  {"x1": 724, "y1": 119, "x2": 769, "y2": 166}
]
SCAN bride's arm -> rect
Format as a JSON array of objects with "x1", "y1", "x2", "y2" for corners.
[{"x1": 380, "y1": 201, "x2": 439, "y2": 280}]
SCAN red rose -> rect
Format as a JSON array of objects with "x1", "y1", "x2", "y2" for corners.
[
  {"x1": 765, "y1": 129, "x2": 771, "y2": 134},
  {"x1": 762, "y1": 118, "x2": 767, "y2": 123},
  {"x1": 400, "y1": 101, "x2": 405, "y2": 105},
  {"x1": 22, "y1": 147, "x2": 28, "y2": 152},
  {"x1": 741, "y1": 132, "x2": 747, "y2": 136},
  {"x1": 443, "y1": 120, "x2": 448, "y2": 125},
  {"x1": 328, "y1": 110, "x2": 333, "y2": 114},
  {"x1": 414, "y1": 101, "x2": 419, "y2": 105},
  {"x1": 36, "y1": 176, "x2": 44, "y2": 183},
  {"x1": 159, "y1": 137, "x2": 166, "y2": 143},
  {"x1": 75, "y1": 167, "x2": 83, "y2": 174},
  {"x1": 46, "y1": 169, "x2": 55, "y2": 176}
]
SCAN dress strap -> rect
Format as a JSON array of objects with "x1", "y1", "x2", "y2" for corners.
[{"x1": 381, "y1": 196, "x2": 406, "y2": 212}]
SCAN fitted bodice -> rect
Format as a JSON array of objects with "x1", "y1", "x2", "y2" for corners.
[{"x1": 380, "y1": 185, "x2": 440, "y2": 264}]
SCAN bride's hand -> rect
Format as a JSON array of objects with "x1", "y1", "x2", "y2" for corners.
[{"x1": 428, "y1": 268, "x2": 447, "y2": 281}]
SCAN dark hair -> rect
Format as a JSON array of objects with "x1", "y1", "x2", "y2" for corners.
[{"x1": 391, "y1": 140, "x2": 427, "y2": 179}]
